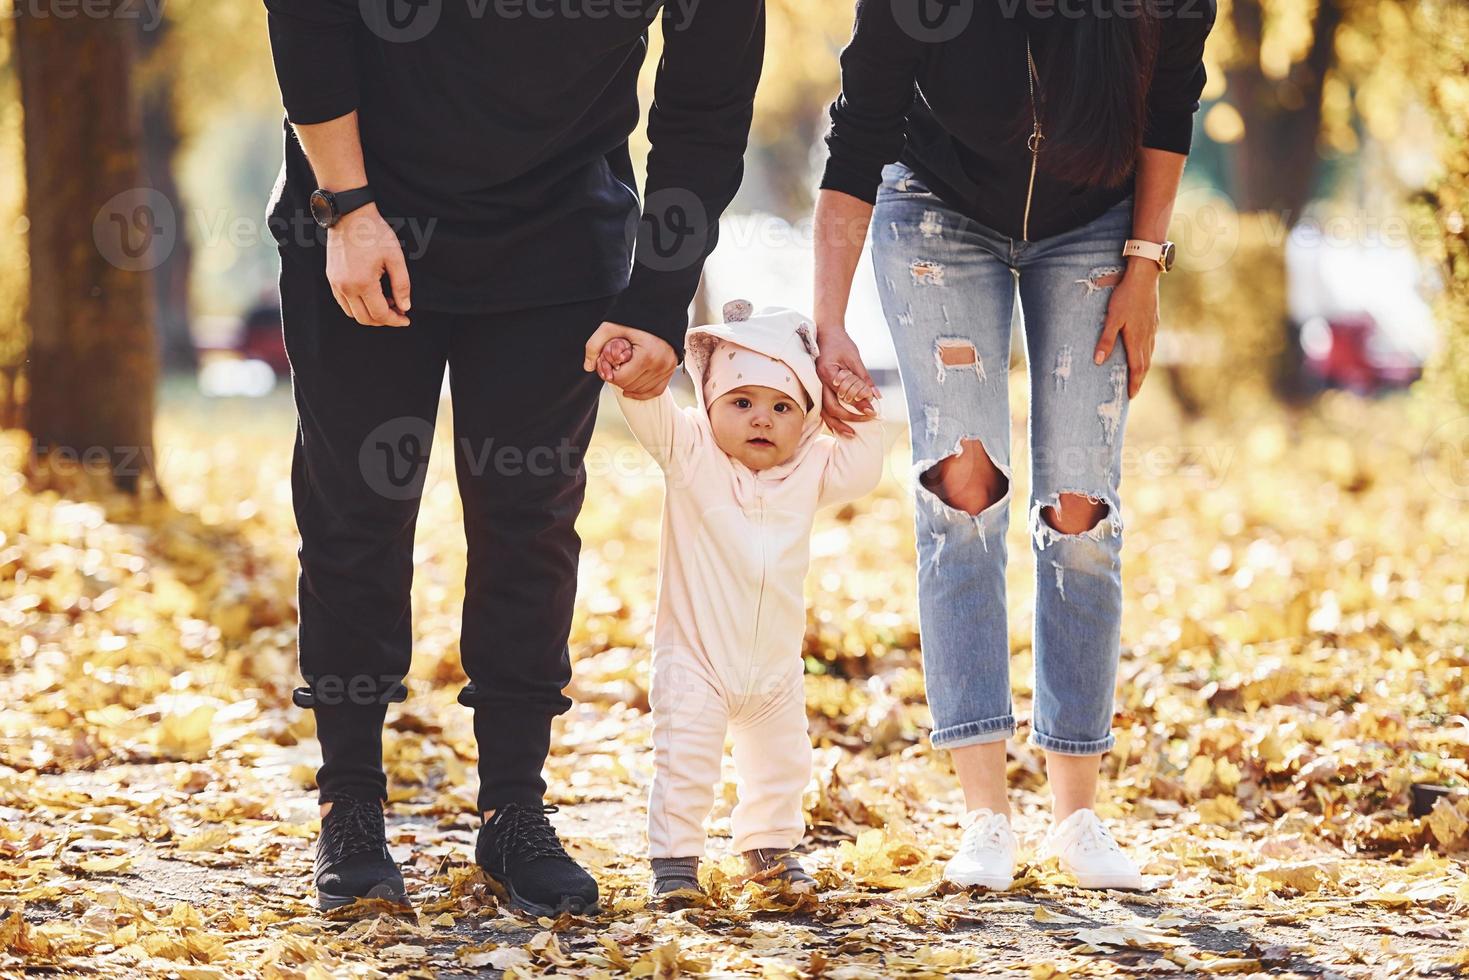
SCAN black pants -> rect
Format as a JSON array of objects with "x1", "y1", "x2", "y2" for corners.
[{"x1": 279, "y1": 255, "x2": 608, "y2": 814}]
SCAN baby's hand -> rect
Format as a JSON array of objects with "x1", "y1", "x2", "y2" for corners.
[
  {"x1": 830, "y1": 366, "x2": 878, "y2": 410},
  {"x1": 595, "y1": 336, "x2": 635, "y2": 382}
]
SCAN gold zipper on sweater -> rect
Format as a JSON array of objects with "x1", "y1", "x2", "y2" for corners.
[{"x1": 1022, "y1": 33, "x2": 1044, "y2": 242}]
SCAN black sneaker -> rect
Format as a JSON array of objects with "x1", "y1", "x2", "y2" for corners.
[
  {"x1": 476, "y1": 803, "x2": 599, "y2": 917},
  {"x1": 314, "y1": 796, "x2": 407, "y2": 911}
]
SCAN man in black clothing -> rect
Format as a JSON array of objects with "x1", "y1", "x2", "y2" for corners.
[{"x1": 263, "y1": 0, "x2": 765, "y2": 913}]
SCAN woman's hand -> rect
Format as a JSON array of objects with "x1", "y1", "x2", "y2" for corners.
[
  {"x1": 1093, "y1": 262, "x2": 1160, "y2": 398},
  {"x1": 815, "y1": 326, "x2": 880, "y2": 437}
]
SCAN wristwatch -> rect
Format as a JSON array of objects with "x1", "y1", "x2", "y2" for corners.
[
  {"x1": 1122, "y1": 238, "x2": 1176, "y2": 273},
  {"x1": 309, "y1": 185, "x2": 375, "y2": 229}
]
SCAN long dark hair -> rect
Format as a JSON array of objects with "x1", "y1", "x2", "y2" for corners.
[{"x1": 1027, "y1": 2, "x2": 1162, "y2": 188}]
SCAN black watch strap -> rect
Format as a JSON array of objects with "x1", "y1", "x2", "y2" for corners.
[
  {"x1": 332, "y1": 185, "x2": 374, "y2": 219},
  {"x1": 310, "y1": 185, "x2": 374, "y2": 228}
]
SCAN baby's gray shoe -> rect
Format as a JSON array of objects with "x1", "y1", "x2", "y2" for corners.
[
  {"x1": 743, "y1": 848, "x2": 818, "y2": 893},
  {"x1": 650, "y1": 856, "x2": 704, "y2": 900}
]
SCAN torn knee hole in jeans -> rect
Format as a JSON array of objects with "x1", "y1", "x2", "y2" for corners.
[
  {"x1": 1030, "y1": 490, "x2": 1122, "y2": 549},
  {"x1": 934, "y1": 337, "x2": 984, "y2": 384},
  {"x1": 916, "y1": 437, "x2": 1011, "y2": 561}
]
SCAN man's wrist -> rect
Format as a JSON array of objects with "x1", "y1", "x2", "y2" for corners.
[{"x1": 327, "y1": 201, "x2": 380, "y2": 235}]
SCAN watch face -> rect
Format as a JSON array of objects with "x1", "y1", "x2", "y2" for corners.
[
  {"x1": 309, "y1": 190, "x2": 336, "y2": 229},
  {"x1": 1161, "y1": 241, "x2": 1176, "y2": 272}
]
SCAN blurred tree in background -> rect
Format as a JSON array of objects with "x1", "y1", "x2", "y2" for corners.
[
  {"x1": 0, "y1": 14, "x2": 26, "y2": 428},
  {"x1": 137, "y1": 14, "x2": 196, "y2": 376},
  {"x1": 0, "y1": 0, "x2": 1465, "y2": 459},
  {"x1": 1159, "y1": 0, "x2": 1468, "y2": 413},
  {"x1": 750, "y1": 0, "x2": 853, "y2": 212},
  {"x1": 1410, "y1": 0, "x2": 1469, "y2": 408},
  {"x1": 13, "y1": 0, "x2": 158, "y2": 492}
]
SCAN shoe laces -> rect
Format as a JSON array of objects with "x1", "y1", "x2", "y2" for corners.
[
  {"x1": 486, "y1": 803, "x2": 572, "y2": 864},
  {"x1": 960, "y1": 810, "x2": 1012, "y2": 853},
  {"x1": 319, "y1": 797, "x2": 388, "y2": 866},
  {"x1": 1068, "y1": 811, "x2": 1122, "y2": 857}
]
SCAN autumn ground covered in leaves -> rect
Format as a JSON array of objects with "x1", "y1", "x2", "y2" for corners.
[{"x1": 2, "y1": 377, "x2": 1468, "y2": 978}]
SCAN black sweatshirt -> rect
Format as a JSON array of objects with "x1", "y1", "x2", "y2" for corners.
[
  {"x1": 263, "y1": 0, "x2": 765, "y2": 357},
  {"x1": 820, "y1": 0, "x2": 1217, "y2": 242}
]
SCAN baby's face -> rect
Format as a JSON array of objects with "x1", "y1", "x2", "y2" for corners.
[{"x1": 708, "y1": 385, "x2": 806, "y2": 470}]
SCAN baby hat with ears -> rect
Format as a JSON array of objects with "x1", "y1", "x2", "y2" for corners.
[{"x1": 700, "y1": 301, "x2": 810, "y2": 410}]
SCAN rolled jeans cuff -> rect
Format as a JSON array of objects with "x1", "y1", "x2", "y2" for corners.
[
  {"x1": 930, "y1": 715, "x2": 1015, "y2": 750},
  {"x1": 1029, "y1": 729, "x2": 1115, "y2": 756}
]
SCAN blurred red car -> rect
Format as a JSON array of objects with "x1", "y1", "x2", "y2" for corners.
[
  {"x1": 235, "y1": 298, "x2": 289, "y2": 377},
  {"x1": 1299, "y1": 312, "x2": 1422, "y2": 395}
]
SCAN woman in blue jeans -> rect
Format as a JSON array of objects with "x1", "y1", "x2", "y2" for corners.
[{"x1": 812, "y1": 0, "x2": 1216, "y2": 889}]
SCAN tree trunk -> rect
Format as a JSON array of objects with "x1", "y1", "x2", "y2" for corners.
[
  {"x1": 1226, "y1": 0, "x2": 1344, "y2": 221},
  {"x1": 137, "y1": 14, "x2": 198, "y2": 376},
  {"x1": 1218, "y1": 0, "x2": 1344, "y2": 405},
  {"x1": 16, "y1": 1, "x2": 161, "y2": 493}
]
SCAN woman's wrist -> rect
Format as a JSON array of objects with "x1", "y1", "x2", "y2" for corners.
[
  {"x1": 1122, "y1": 255, "x2": 1163, "y2": 281},
  {"x1": 815, "y1": 320, "x2": 849, "y2": 342}
]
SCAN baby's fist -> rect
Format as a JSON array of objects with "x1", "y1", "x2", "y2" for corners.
[{"x1": 596, "y1": 336, "x2": 635, "y2": 382}]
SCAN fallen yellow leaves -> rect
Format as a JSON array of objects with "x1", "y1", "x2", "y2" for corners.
[
  {"x1": 829, "y1": 828, "x2": 937, "y2": 891},
  {"x1": 69, "y1": 854, "x2": 135, "y2": 875},
  {"x1": 1252, "y1": 859, "x2": 1343, "y2": 894},
  {"x1": 0, "y1": 388, "x2": 1466, "y2": 977},
  {"x1": 1426, "y1": 794, "x2": 1469, "y2": 849}
]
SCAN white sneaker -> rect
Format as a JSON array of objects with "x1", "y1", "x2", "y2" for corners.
[
  {"x1": 943, "y1": 808, "x2": 1017, "y2": 889},
  {"x1": 1040, "y1": 809, "x2": 1144, "y2": 890}
]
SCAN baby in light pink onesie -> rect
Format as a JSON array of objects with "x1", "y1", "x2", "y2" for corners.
[{"x1": 599, "y1": 302, "x2": 885, "y2": 899}]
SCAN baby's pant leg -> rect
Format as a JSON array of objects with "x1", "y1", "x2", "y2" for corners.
[
  {"x1": 647, "y1": 651, "x2": 728, "y2": 859},
  {"x1": 729, "y1": 676, "x2": 812, "y2": 853}
]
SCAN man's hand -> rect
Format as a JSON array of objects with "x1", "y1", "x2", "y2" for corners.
[
  {"x1": 815, "y1": 326, "x2": 879, "y2": 437},
  {"x1": 593, "y1": 336, "x2": 635, "y2": 381},
  {"x1": 325, "y1": 203, "x2": 412, "y2": 327},
  {"x1": 583, "y1": 322, "x2": 678, "y2": 399},
  {"x1": 1093, "y1": 262, "x2": 1160, "y2": 398}
]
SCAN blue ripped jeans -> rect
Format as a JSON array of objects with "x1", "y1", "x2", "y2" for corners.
[{"x1": 872, "y1": 160, "x2": 1133, "y2": 756}]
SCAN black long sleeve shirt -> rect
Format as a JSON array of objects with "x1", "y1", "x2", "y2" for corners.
[
  {"x1": 264, "y1": 0, "x2": 765, "y2": 357},
  {"x1": 820, "y1": 0, "x2": 1217, "y2": 241}
]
